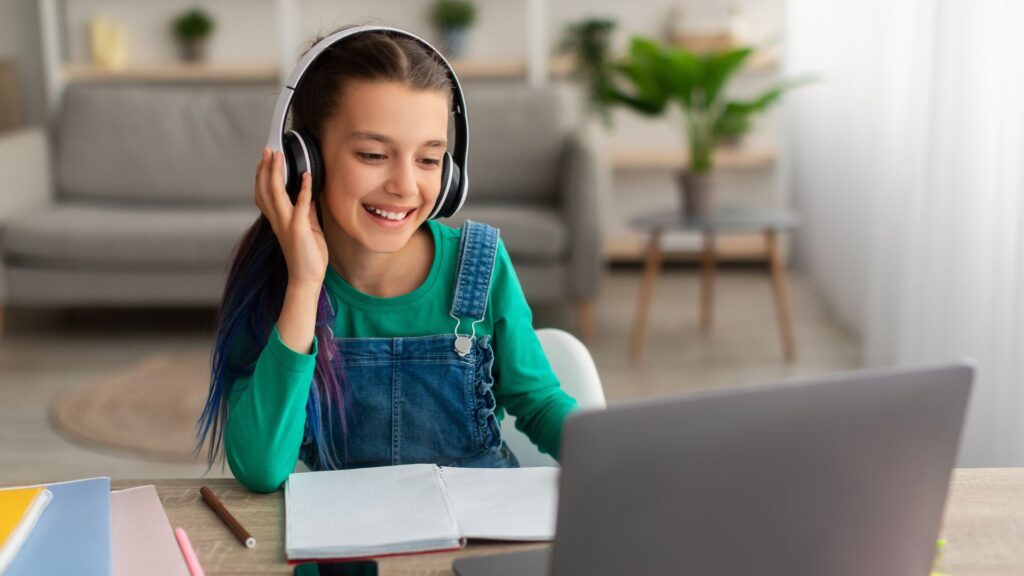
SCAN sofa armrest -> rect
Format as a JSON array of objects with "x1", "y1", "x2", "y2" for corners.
[
  {"x1": 560, "y1": 122, "x2": 612, "y2": 300},
  {"x1": 0, "y1": 126, "x2": 53, "y2": 220}
]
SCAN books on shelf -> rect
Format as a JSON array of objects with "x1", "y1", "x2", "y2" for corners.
[{"x1": 286, "y1": 464, "x2": 559, "y2": 561}]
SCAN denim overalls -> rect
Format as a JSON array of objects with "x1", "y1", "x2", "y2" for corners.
[{"x1": 301, "y1": 221, "x2": 520, "y2": 470}]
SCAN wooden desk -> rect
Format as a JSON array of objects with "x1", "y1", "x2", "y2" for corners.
[
  {"x1": 932, "y1": 468, "x2": 1024, "y2": 576},
  {"x1": 9, "y1": 468, "x2": 1020, "y2": 575},
  {"x1": 113, "y1": 479, "x2": 544, "y2": 575}
]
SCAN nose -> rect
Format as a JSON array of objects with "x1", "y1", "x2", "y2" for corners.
[{"x1": 385, "y1": 156, "x2": 418, "y2": 198}]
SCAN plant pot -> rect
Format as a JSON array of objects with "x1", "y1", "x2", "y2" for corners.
[
  {"x1": 441, "y1": 27, "x2": 468, "y2": 58},
  {"x1": 677, "y1": 170, "x2": 715, "y2": 218},
  {"x1": 178, "y1": 37, "x2": 208, "y2": 62}
]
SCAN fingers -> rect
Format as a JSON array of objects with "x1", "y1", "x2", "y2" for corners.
[
  {"x1": 293, "y1": 171, "x2": 312, "y2": 221},
  {"x1": 254, "y1": 147, "x2": 270, "y2": 215},
  {"x1": 308, "y1": 199, "x2": 322, "y2": 234},
  {"x1": 296, "y1": 172, "x2": 322, "y2": 232},
  {"x1": 269, "y1": 150, "x2": 292, "y2": 222}
]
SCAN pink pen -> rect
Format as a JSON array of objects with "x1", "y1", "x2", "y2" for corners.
[{"x1": 174, "y1": 527, "x2": 206, "y2": 576}]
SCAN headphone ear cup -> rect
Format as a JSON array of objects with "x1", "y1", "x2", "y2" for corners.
[
  {"x1": 431, "y1": 152, "x2": 464, "y2": 219},
  {"x1": 282, "y1": 129, "x2": 325, "y2": 203},
  {"x1": 294, "y1": 129, "x2": 325, "y2": 203}
]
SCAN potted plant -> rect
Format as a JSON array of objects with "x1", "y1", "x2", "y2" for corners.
[
  {"x1": 172, "y1": 7, "x2": 216, "y2": 63},
  {"x1": 558, "y1": 18, "x2": 618, "y2": 126},
  {"x1": 599, "y1": 37, "x2": 807, "y2": 217},
  {"x1": 430, "y1": 0, "x2": 476, "y2": 58}
]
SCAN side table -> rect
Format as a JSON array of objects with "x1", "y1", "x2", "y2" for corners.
[{"x1": 629, "y1": 209, "x2": 801, "y2": 362}]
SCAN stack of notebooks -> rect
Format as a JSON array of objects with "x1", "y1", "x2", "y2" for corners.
[
  {"x1": 0, "y1": 478, "x2": 188, "y2": 576},
  {"x1": 286, "y1": 464, "x2": 560, "y2": 561}
]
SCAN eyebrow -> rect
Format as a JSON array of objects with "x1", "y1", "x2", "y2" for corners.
[{"x1": 349, "y1": 131, "x2": 447, "y2": 148}]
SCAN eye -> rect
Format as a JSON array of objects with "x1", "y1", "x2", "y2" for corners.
[
  {"x1": 356, "y1": 152, "x2": 386, "y2": 162},
  {"x1": 420, "y1": 157, "x2": 443, "y2": 167}
]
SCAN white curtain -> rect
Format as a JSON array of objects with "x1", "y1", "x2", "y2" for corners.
[{"x1": 785, "y1": 0, "x2": 1024, "y2": 465}]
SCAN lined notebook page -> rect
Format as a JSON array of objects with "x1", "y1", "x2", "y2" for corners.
[
  {"x1": 286, "y1": 464, "x2": 462, "y2": 559},
  {"x1": 440, "y1": 466, "x2": 559, "y2": 541}
]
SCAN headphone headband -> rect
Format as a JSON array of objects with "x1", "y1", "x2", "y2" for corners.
[{"x1": 266, "y1": 25, "x2": 469, "y2": 218}]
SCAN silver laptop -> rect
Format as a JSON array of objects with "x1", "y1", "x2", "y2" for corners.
[{"x1": 454, "y1": 363, "x2": 973, "y2": 576}]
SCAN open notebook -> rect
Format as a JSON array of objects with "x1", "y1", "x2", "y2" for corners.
[{"x1": 285, "y1": 464, "x2": 558, "y2": 561}]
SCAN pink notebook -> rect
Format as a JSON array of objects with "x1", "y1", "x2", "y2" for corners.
[{"x1": 111, "y1": 485, "x2": 189, "y2": 576}]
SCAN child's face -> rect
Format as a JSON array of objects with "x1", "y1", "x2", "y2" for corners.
[{"x1": 319, "y1": 80, "x2": 449, "y2": 255}]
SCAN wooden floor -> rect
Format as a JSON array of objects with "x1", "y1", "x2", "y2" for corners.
[{"x1": 0, "y1": 266, "x2": 861, "y2": 483}]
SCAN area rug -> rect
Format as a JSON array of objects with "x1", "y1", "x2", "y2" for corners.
[{"x1": 51, "y1": 351, "x2": 213, "y2": 463}]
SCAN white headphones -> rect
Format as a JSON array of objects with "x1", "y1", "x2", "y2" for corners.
[{"x1": 265, "y1": 25, "x2": 470, "y2": 219}]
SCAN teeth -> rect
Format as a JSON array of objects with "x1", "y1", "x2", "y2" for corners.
[{"x1": 365, "y1": 205, "x2": 409, "y2": 221}]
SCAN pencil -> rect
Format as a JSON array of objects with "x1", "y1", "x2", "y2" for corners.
[
  {"x1": 174, "y1": 527, "x2": 206, "y2": 576},
  {"x1": 199, "y1": 485, "x2": 256, "y2": 548}
]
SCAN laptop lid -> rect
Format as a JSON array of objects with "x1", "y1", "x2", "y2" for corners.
[{"x1": 550, "y1": 363, "x2": 973, "y2": 576}]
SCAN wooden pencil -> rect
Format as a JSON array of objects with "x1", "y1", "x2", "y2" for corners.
[{"x1": 199, "y1": 485, "x2": 256, "y2": 548}]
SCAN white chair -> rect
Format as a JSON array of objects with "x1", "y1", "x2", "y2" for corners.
[{"x1": 501, "y1": 328, "x2": 607, "y2": 467}]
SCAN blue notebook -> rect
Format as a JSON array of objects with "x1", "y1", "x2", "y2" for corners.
[{"x1": 5, "y1": 477, "x2": 112, "y2": 576}]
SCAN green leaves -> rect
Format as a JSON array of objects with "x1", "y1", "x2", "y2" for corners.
[
  {"x1": 601, "y1": 36, "x2": 809, "y2": 171},
  {"x1": 173, "y1": 8, "x2": 215, "y2": 40},
  {"x1": 701, "y1": 47, "x2": 753, "y2": 106},
  {"x1": 610, "y1": 39, "x2": 758, "y2": 115},
  {"x1": 559, "y1": 16, "x2": 811, "y2": 172},
  {"x1": 430, "y1": 0, "x2": 477, "y2": 29}
]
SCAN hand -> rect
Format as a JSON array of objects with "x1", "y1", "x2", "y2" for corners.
[{"x1": 254, "y1": 148, "x2": 328, "y2": 292}]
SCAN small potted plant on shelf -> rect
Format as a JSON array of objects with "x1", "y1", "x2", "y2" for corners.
[
  {"x1": 429, "y1": 0, "x2": 476, "y2": 59},
  {"x1": 172, "y1": 7, "x2": 216, "y2": 63},
  {"x1": 558, "y1": 17, "x2": 618, "y2": 126},
  {"x1": 583, "y1": 34, "x2": 808, "y2": 217}
]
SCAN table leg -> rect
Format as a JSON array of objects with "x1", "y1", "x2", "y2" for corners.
[
  {"x1": 766, "y1": 230, "x2": 797, "y2": 363},
  {"x1": 577, "y1": 300, "x2": 595, "y2": 342},
  {"x1": 630, "y1": 231, "x2": 663, "y2": 360},
  {"x1": 700, "y1": 232, "x2": 716, "y2": 332}
]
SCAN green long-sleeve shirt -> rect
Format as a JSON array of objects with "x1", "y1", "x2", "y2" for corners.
[{"x1": 225, "y1": 220, "x2": 579, "y2": 492}]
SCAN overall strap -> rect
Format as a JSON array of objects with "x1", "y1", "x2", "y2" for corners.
[{"x1": 450, "y1": 220, "x2": 500, "y2": 322}]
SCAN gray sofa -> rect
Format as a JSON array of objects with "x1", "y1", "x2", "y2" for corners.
[{"x1": 0, "y1": 81, "x2": 609, "y2": 335}]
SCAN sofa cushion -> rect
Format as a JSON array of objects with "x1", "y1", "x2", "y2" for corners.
[
  {"x1": 56, "y1": 83, "x2": 278, "y2": 204},
  {"x1": 462, "y1": 83, "x2": 571, "y2": 204},
  {"x1": 2, "y1": 204, "x2": 258, "y2": 269},
  {"x1": 443, "y1": 204, "x2": 566, "y2": 263}
]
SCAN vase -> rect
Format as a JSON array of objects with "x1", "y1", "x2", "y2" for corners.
[
  {"x1": 178, "y1": 37, "x2": 208, "y2": 62},
  {"x1": 677, "y1": 170, "x2": 715, "y2": 218},
  {"x1": 441, "y1": 27, "x2": 468, "y2": 59}
]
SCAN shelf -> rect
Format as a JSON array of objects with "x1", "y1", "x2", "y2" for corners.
[
  {"x1": 450, "y1": 59, "x2": 528, "y2": 79},
  {"x1": 57, "y1": 51, "x2": 775, "y2": 85},
  {"x1": 612, "y1": 144, "x2": 777, "y2": 171},
  {"x1": 64, "y1": 58, "x2": 555, "y2": 83},
  {"x1": 64, "y1": 63, "x2": 280, "y2": 83},
  {"x1": 549, "y1": 51, "x2": 778, "y2": 78}
]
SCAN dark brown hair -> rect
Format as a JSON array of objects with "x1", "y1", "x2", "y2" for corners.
[
  {"x1": 198, "y1": 27, "x2": 453, "y2": 474},
  {"x1": 291, "y1": 26, "x2": 454, "y2": 142}
]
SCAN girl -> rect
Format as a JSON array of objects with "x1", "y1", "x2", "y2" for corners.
[{"x1": 197, "y1": 27, "x2": 579, "y2": 493}]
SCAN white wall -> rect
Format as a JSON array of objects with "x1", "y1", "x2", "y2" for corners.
[
  {"x1": 63, "y1": 0, "x2": 280, "y2": 65},
  {"x1": 12, "y1": 0, "x2": 787, "y2": 252},
  {"x1": 0, "y1": 0, "x2": 46, "y2": 126}
]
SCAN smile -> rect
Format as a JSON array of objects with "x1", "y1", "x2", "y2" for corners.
[{"x1": 363, "y1": 204, "x2": 412, "y2": 222}]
